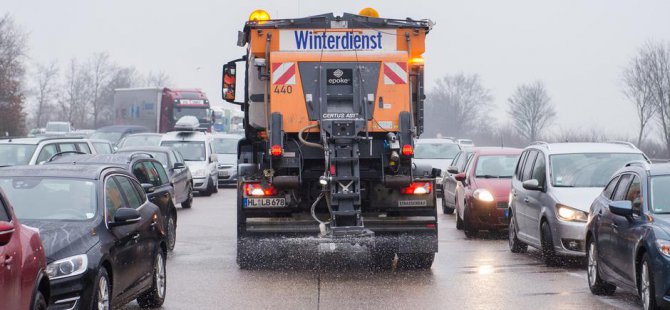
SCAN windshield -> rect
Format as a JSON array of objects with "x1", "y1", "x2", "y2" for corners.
[
  {"x1": 414, "y1": 143, "x2": 461, "y2": 159},
  {"x1": 161, "y1": 141, "x2": 206, "y2": 161},
  {"x1": 93, "y1": 142, "x2": 113, "y2": 154},
  {"x1": 212, "y1": 138, "x2": 238, "y2": 154},
  {"x1": 173, "y1": 107, "x2": 210, "y2": 121},
  {"x1": 90, "y1": 132, "x2": 124, "y2": 144},
  {"x1": 46, "y1": 123, "x2": 70, "y2": 132},
  {"x1": 475, "y1": 155, "x2": 519, "y2": 178},
  {"x1": 118, "y1": 135, "x2": 162, "y2": 148},
  {"x1": 0, "y1": 144, "x2": 37, "y2": 166},
  {"x1": 550, "y1": 153, "x2": 646, "y2": 187},
  {"x1": 0, "y1": 177, "x2": 97, "y2": 220},
  {"x1": 651, "y1": 176, "x2": 670, "y2": 214}
]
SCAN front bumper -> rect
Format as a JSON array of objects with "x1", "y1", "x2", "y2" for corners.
[
  {"x1": 48, "y1": 271, "x2": 94, "y2": 310},
  {"x1": 552, "y1": 218, "x2": 587, "y2": 256},
  {"x1": 192, "y1": 177, "x2": 209, "y2": 191},
  {"x1": 468, "y1": 199, "x2": 509, "y2": 231},
  {"x1": 649, "y1": 247, "x2": 670, "y2": 307},
  {"x1": 217, "y1": 167, "x2": 238, "y2": 185}
]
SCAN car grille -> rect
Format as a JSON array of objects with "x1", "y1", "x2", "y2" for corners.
[
  {"x1": 218, "y1": 164, "x2": 234, "y2": 169},
  {"x1": 496, "y1": 202, "x2": 508, "y2": 208}
]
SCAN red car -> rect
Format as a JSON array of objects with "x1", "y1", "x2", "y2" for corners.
[
  {"x1": 0, "y1": 188, "x2": 49, "y2": 310},
  {"x1": 454, "y1": 147, "x2": 522, "y2": 237}
]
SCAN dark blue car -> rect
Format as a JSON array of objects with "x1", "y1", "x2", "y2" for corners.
[{"x1": 586, "y1": 161, "x2": 670, "y2": 310}]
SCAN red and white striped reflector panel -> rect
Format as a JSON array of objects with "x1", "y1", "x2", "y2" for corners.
[
  {"x1": 383, "y1": 62, "x2": 408, "y2": 85},
  {"x1": 272, "y1": 62, "x2": 296, "y2": 85}
]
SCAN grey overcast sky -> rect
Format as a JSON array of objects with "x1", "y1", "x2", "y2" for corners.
[{"x1": 4, "y1": 0, "x2": 670, "y2": 136}]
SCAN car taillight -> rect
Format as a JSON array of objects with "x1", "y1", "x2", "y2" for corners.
[
  {"x1": 270, "y1": 145, "x2": 283, "y2": 157},
  {"x1": 401, "y1": 182, "x2": 432, "y2": 195},
  {"x1": 401, "y1": 144, "x2": 413, "y2": 156},
  {"x1": 244, "y1": 183, "x2": 278, "y2": 196}
]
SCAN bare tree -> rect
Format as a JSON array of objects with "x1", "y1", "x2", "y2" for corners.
[
  {"x1": 87, "y1": 52, "x2": 112, "y2": 128},
  {"x1": 145, "y1": 71, "x2": 171, "y2": 87},
  {"x1": 424, "y1": 73, "x2": 493, "y2": 137},
  {"x1": 0, "y1": 14, "x2": 28, "y2": 136},
  {"x1": 60, "y1": 58, "x2": 91, "y2": 128},
  {"x1": 32, "y1": 61, "x2": 59, "y2": 128},
  {"x1": 507, "y1": 81, "x2": 556, "y2": 142},
  {"x1": 96, "y1": 66, "x2": 139, "y2": 126},
  {"x1": 623, "y1": 49, "x2": 657, "y2": 146},
  {"x1": 641, "y1": 42, "x2": 670, "y2": 156}
]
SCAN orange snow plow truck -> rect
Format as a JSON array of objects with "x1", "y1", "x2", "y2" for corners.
[{"x1": 223, "y1": 8, "x2": 440, "y2": 269}]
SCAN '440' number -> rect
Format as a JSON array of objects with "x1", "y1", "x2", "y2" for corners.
[{"x1": 273, "y1": 85, "x2": 293, "y2": 94}]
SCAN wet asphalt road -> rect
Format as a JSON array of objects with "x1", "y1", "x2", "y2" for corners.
[{"x1": 122, "y1": 188, "x2": 643, "y2": 310}]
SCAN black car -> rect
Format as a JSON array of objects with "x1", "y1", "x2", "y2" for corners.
[
  {"x1": 0, "y1": 165, "x2": 167, "y2": 310},
  {"x1": 116, "y1": 146, "x2": 194, "y2": 209},
  {"x1": 586, "y1": 161, "x2": 670, "y2": 310},
  {"x1": 49, "y1": 153, "x2": 180, "y2": 251}
]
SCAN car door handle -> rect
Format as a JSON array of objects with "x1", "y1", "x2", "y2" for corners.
[
  {"x1": 523, "y1": 198, "x2": 529, "y2": 203},
  {"x1": 611, "y1": 223, "x2": 618, "y2": 229},
  {"x1": 132, "y1": 233, "x2": 140, "y2": 240}
]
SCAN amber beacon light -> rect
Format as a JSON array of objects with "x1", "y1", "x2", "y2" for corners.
[
  {"x1": 358, "y1": 7, "x2": 380, "y2": 18},
  {"x1": 248, "y1": 9, "x2": 271, "y2": 23}
]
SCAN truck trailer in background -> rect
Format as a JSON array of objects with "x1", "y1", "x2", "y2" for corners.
[
  {"x1": 114, "y1": 87, "x2": 213, "y2": 133},
  {"x1": 212, "y1": 107, "x2": 244, "y2": 133}
]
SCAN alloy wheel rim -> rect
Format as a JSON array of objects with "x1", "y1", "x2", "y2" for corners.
[
  {"x1": 156, "y1": 254, "x2": 166, "y2": 299},
  {"x1": 97, "y1": 276, "x2": 109, "y2": 310},
  {"x1": 641, "y1": 262, "x2": 650, "y2": 309},
  {"x1": 168, "y1": 218, "x2": 176, "y2": 248},
  {"x1": 508, "y1": 217, "x2": 515, "y2": 247},
  {"x1": 587, "y1": 243, "x2": 597, "y2": 286}
]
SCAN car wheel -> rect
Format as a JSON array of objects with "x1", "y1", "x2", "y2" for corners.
[
  {"x1": 397, "y1": 253, "x2": 435, "y2": 269},
  {"x1": 181, "y1": 183, "x2": 193, "y2": 208},
  {"x1": 456, "y1": 207, "x2": 464, "y2": 230},
  {"x1": 213, "y1": 176, "x2": 219, "y2": 193},
  {"x1": 508, "y1": 212, "x2": 528, "y2": 253},
  {"x1": 587, "y1": 239, "x2": 616, "y2": 295},
  {"x1": 640, "y1": 253, "x2": 658, "y2": 310},
  {"x1": 137, "y1": 250, "x2": 167, "y2": 308},
  {"x1": 463, "y1": 204, "x2": 477, "y2": 238},
  {"x1": 31, "y1": 289, "x2": 47, "y2": 310},
  {"x1": 167, "y1": 214, "x2": 177, "y2": 251},
  {"x1": 201, "y1": 179, "x2": 213, "y2": 197},
  {"x1": 541, "y1": 222, "x2": 559, "y2": 266},
  {"x1": 441, "y1": 198, "x2": 455, "y2": 215},
  {"x1": 91, "y1": 268, "x2": 111, "y2": 310}
]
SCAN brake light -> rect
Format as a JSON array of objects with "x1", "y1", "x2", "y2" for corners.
[
  {"x1": 401, "y1": 182, "x2": 432, "y2": 195},
  {"x1": 270, "y1": 145, "x2": 283, "y2": 157},
  {"x1": 244, "y1": 183, "x2": 278, "y2": 196},
  {"x1": 402, "y1": 144, "x2": 413, "y2": 156}
]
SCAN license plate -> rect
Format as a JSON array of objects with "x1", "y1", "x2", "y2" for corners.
[
  {"x1": 398, "y1": 200, "x2": 427, "y2": 207},
  {"x1": 504, "y1": 208, "x2": 509, "y2": 218},
  {"x1": 244, "y1": 198, "x2": 286, "y2": 208},
  {"x1": 219, "y1": 170, "x2": 230, "y2": 177}
]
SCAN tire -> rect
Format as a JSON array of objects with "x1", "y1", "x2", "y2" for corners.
[
  {"x1": 508, "y1": 212, "x2": 528, "y2": 253},
  {"x1": 90, "y1": 268, "x2": 111, "y2": 310},
  {"x1": 31, "y1": 289, "x2": 47, "y2": 310},
  {"x1": 167, "y1": 215, "x2": 177, "y2": 251},
  {"x1": 137, "y1": 250, "x2": 167, "y2": 308},
  {"x1": 441, "y1": 198, "x2": 455, "y2": 215},
  {"x1": 541, "y1": 222, "x2": 559, "y2": 266},
  {"x1": 587, "y1": 239, "x2": 616, "y2": 295},
  {"x1": 397, "y1": 253, "x2": 435, "y2": 269},
  {"x1": 463, "y1": 205, "x2": 477, "y2": 238},
  {"x1": 370, "y1": 245, "x2": 395, "y2": 270},
  {"x1": 181, "y1": 183, "x2": 193, "y2": 208},
  {"x1": 201, "y1": 179, "x2": 213, "y2": 197},
  {"x1": 213, "y1": 177, "x2": 219, "y2": 193},
  {"x1": 456, "y1": 207, "x2": 464, "y2": 230},
  {"x1": 640, "y1": 253, "x2": 659, "y2": 310}
]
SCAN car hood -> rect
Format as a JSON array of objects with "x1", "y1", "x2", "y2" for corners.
[
  {"x1": 185, "y1": 161, "x2": 208, "y2": 172},
  {"x1": 412, "y1": 158, "x2": 453, "y2": 171},
  {"x1": 21, "y1": 219, "x2": 99, "y2": 262},
  {"x1": 652, "y1": 214, "x2": 670, "y2": 237},
  {"x1": 550, "y1": 187, "x2": 603, "y2": 212},
  {"x1": 216, "y1": 154, "x2": 237, "y2": 166},
  {"x1": 472, "y1": 178, "x2": 512, "y2": 199}
]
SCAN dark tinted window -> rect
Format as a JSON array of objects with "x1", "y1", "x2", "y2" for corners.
[
  {"x1": 152, "y1": 162, "x2": 170, "y2": 185},
  {"x1": 625, "y1": 175, "x2": 642, "y2": 214},
  {"x1": 132, "y1": 162, "x2": 153, "y2": 184},
  {"x1": 521, "y1": 151, "x2": 538, "y2": 182},
  {"x1": 515, "y1": 151, "x2": 529, "y2": 179},
  {"x1": 531, "y1": 153, "x2": 546, "y2": 186},
  {"x1": 613, "y1": 174, "x2": 632, "y2": 201},
  {"x1": 603, "y1": 176, "x2": 620, "y2": 199},
  {"x1": 116, "y1": 176, "x2": 143, "y2": 209},
  {"x1": 0, "y1": 198, "x2": 9, "y2": 222},
  {"x1": 105, "y1": 177, "x2": 125, "y2": 219}
]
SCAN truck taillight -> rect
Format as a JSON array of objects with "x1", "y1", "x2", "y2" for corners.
[
  {"x1": 244, "y1": 183, "x2": 278, "y2": 196},
  {"x1": 401, "y1": 182, "x2": 432, "y2": 195},
  {"x1": 401, "y1": 145, "x2": 414, "y2": 156},
  {"x1": 270, "y1": 145, "x2": 283, "y2": 157}
]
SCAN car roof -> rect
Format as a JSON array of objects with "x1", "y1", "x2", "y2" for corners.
[
  {"x1": 116, "y1": 146, "x2": 173, "y2": 153},
  {"x1": 47, "y1": 153, "x2": 156, "y2": 167},
  {"x1": 0, "y1": 136, "x2": 86, "y2": 145},
  {"x1": 527, "y1": 142, "x2": 644, "y2": 155},
  {"x1": 124, "y1": 133, "x2": 163, "y2": 137},
  {"x1": 473, "y1": 147, "x2": 522, "y2": 156},
  {"x1": 95, "y1": 125, "x2": 149, "y2": 132},
  {"x1": 0, "y1": 163, "x2": 125, "y2": 180}
]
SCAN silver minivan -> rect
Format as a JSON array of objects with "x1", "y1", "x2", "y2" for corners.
[
  {"x1": 160, "y1": 128, "x2": 219, "y2": 196},
  {"x1": 508, "y1": 142, "x2": 648, "y2": 265}
]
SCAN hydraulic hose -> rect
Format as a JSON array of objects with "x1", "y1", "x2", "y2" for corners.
[
  {"x1": 310, "y1": 192, "x2": 330, "y2": 225},
  {"x1": 298, "y1": 123, "x2": 324, "y2": 149}
]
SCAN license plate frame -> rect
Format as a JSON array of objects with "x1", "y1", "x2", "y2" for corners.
[
  {"x1": 219, "y1": 170, "x2": 230, "y2": 177},
  {"x1": 244, "y1": 198, "x2": 286, "y2": 208}
]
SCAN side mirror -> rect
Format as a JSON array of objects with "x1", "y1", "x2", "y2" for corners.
[
  {"x1": 173, "y1": 162, "x2": 185, "y2": 170},
  {"x1": 455, "y1": 173, "x2": 466, "y2": 182},
  {"x1": 522, "y1": 179, "x2": 543, "y2": 191},
  {"x1": 141, "y1": 183, "x2": 155, "y2": 194},
  {"x1": 447, "y1": 166, "x2": 459, "y2": 174},
  {"x1": 109, "y1": 208, "x2": 141, "y2": 227},
  {"x1": 431, "y1": 168, "x2": 442, "y2": 178},
  {"x1": 222, "y1": 62, "x2": 237, "y2": 103},
  {"x1": 609, "y1": 200, "x2": 633, "y2": 217},
  {"x1": 0, "y1": 221, "x2": 15, "y2": 246}
]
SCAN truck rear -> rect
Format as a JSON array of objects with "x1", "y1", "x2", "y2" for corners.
[{"x1": 223, "y1": 8, "x2": 439, "y2": 269}]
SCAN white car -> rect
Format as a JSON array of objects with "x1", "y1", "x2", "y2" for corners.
[
  {"x1": 0, "y1": 136, "x2": 97, "y2": 166},
  {"x1": 160, "y1": 117, "x2": 219, "y2": 196}
]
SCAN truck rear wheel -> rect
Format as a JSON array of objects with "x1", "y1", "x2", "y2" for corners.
[
  {"x1": 397, "y1": 253, "x2": 435, "y2": 270},
  {"x1": 370, "y1": 246, "x2": 395, "y2": 270}
]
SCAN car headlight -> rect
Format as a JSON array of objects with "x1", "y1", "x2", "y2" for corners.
[
  {"x1": 46, "y1": 254, "x2": 88, "y2": 280},
  {"x1": 193, "y1": 169, "x2": 207, "y2": 178},
  {"x1": 473, "y1": 189, "x2": 494, "y2": 202},
  {"x1": 656, "y1": 240, "x2": 670, "y2": 257},
  {"x1": 556, "y1": 204, "x2": 588, "y2": 222}
]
